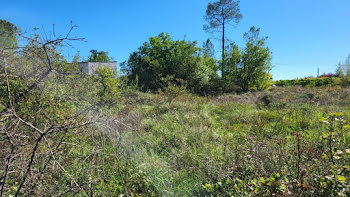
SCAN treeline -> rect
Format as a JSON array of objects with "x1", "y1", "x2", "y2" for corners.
[
  {"x1": 275, "y1": 77, "x2": 341, "y2": 87},
  {"x1": 275, "y1": 62, "x2": 350, "y2": 87},
  {"x1": 120, "y1": 29, "x2": 350, "y2": 93},
  {"x1": 122, "y1": 27, "x2": 272, "y2": 95},
  {"x1": 115, "y1": 0, "x2": 273, "y2": 95}
]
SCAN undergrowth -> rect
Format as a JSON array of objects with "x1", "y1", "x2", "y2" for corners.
[
  {"x1": 6, "y1": 86, "x2": 349, "y2": 196},
  {"x1": 79, "y1": 86, "x2": 349, "y2": 196}
]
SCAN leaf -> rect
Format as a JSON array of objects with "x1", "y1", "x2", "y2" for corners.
[
  {"x1": 337, "y1": 176, "x2": 346, "y2": 182},
  {"x1": 260, "y1": 177, "x2": 265, "y2": 184}
]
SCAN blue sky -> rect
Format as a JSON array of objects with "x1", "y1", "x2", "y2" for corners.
[{"x1": 1, "y1": 0, "x2": 349, "y2": 80}]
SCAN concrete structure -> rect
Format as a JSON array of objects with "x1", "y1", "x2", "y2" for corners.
[{"x1": 78, "y1": 62, "x2": 117, "y2": 75}]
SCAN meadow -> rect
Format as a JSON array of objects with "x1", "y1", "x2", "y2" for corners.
[{"x1": 58, "y1": 86, "x2": 349, "y2": 196}]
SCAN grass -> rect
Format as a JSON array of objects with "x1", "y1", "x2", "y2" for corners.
[
  {"x1": 86, "y1": 86, "x2": 348, "y2": 196},
  {"x1": 14, "y1": 86, "x2": 348, "y2": 196}
]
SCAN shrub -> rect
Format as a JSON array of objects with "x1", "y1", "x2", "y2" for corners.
[
  {"x1": 275, "y1": 77, "x2": 341, "y2": 87},
  {"x1": 157, "y1": 76, "x2": 188, "y2": 103}
]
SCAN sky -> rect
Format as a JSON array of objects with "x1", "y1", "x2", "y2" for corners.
[{"x1": 1, "y1": 0, "x2": 349, "y2": 80}]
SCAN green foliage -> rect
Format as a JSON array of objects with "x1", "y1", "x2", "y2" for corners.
[
  {"x1": 88, "y1": 49, "x2": 111, "y2": 62},
  {"x1": 125, "y1": 33, "x2": 218, "y2": 95},
  {"x1": 2, "y1": 18, "x2": 349, "y2": 197},
  {"x1": 123, "y1": 28, "x2": 273, "y2": 94},
  {"x1": 336, "y1": 54, "x2": 350, "y2": 86},
  {"x1": 202, "y1": 39, "x2": 215, "y2": 58},
  {"x1": 94, "y1": 66, "x2": 119, "y2": 105},
  {"x1": 315, "y1": 112, "x2": 350, "y2": 196},
  {"x1": 223, "y1": 27, "x2": 272, "y2": 92},
  {"x1": 256, "y1": 73, "x2": 273, "y2": 91},
  {"x1": 222, "y1": 43, "x2": 241, "y2": 80},
  {"x1": 0, "y1": 19, "x2": 18, "y2": 48},
  {"x1": 275, "y1": 77, "x2": 341, "y2": 87},
  {"x1": 157, "y1": 76, "x2": 188, "y2": 103},
  {"x1": 203, "y1": 173, "x2": 288, "y2": 196},
  {"x1": 0, "y1": 27, "x2": 124, "y2": 196},
  {"x1": 3, "y1": 46, "x2": 350, "y2": 196},
  {"x1": 201, "y1": 111, "x2": 349, "y2": 196}
]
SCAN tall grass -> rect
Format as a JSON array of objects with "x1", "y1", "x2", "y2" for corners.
[{"x1": 84, "y1": 86, "x2": 349, "y2": 196}]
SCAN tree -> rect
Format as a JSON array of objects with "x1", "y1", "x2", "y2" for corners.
[
  {"x1": 224, "y1": 42, "x2": 241, "y2": 78},
  {"x1": 336, "y1": 54, "x2": 350, "y2": 86},
  {"x1": 124, "y1": 33, "x2": 218, "y2": 94},
  {"x1": 222, "y1": 42, "x2": 242, "y2": 92},
  {"x1": 202, "y1": 38, "x2": 215, "y2": 58},
  {"x1": 204, "y1": 0, "x2": 242, "y2": 78},
  {"x1": 0, "y1": 19, "x2": 18, "y2": 49},
  {"x1": 238, "y1": 27, "x2": 272, "y2": 92},
  {"x1": 224, "y1": 27, "x2": 272, "y2": 92},
  {"x1": 88, "y1": 49, "x2": 111, "y2": 62},
  {"x1": 94, "y1": 66, "x2": 119, "y2": 104}
]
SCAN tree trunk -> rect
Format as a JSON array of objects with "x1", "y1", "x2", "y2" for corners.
[{"x1": 222, "y1": 21, "x2": 225, "y2": 78}]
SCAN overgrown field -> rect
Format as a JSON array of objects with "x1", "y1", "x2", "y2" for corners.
[
  {"x1": 65, "y1": 86, "x2": 350, "y2": 196},
  {"x1": 1, "y1": 14, "x2": 350, "y2": 197},
  {"x1": 2, "y1": 84, "x2": 350, "y2": 196}
]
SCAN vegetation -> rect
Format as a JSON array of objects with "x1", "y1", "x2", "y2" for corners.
[
  {"x1": 123, "y1": 28, "x2": 272, "y2": 94},
  {"x1": 275, "y1": 77, "x2": 341, "y2": 87},
  {"x1": 224, "y1": 27, "x2": 272, "y2": 92},
  {"x1": 276, "y1": 55, "x2": 350, "y2": 88},
  {"x1": 0, "y1": 19, "x2": 18, "y2": 48},
  {"x1": 122, "y1": 33, "x2": 218, "y2": 95},
  {"x1": 204, "y1": 0, "x2": 242, "y2": 78},
  {"x1": 0, "y1": 22, "x2": 120, "y2": 196},
  {"x1": 1, "y1": 3, "x2": 350, "y2": 195},
  {"x1": 88, "y1": 49, "x2": 112, "y2": 62},
  {"x1": 336, "y1": 54, "x2": 350, "y2": 86}
]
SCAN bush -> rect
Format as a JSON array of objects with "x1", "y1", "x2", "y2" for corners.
[
  {"x1": 157, "y1": 76, "x2": 188, "y2": 103},
  {"x1": 123, "y1": 33, "x2": 218, "y2": 95},
  {"x1": 275, "y1": 77, "x2": 341, "y2": 87}
]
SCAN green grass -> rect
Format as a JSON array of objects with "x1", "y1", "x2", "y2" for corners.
[
  {"x1": 17, "y1": 86, "x2": 349, "y2": 196},
  {"x1": 85, "y1": 86, "x2": 348, "y2": 196}
]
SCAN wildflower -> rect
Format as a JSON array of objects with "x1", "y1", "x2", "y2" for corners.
[{"x1": 246, "y1": 154, "x2": 252, "y2": 159}]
